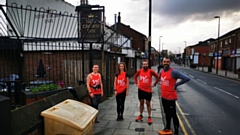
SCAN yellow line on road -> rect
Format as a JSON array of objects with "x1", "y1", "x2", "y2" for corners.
[
  {"x1": 177, "y1": 113, "x2": 188, "y2": 135},
  {"x1": 176, "y1": 102, "x2": 197, "y2": 135}
]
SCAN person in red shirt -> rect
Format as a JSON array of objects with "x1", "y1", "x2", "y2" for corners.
[
  {"x1": 134, "y1": 59, "x2": 159, "y2": 125},
  {"x1": 86, "y1": 64, "x2": 104, "y2": 123},
  {"x1": 158, "y1": 57, "x2": 190, "y2": 135},
  {"x1": 113, "y1": 62, "x2": 129, "y2": 121}
]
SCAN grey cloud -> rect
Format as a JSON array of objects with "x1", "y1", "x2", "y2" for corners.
[{"x1": 152, "y1": 0, "x2": 240, "y2": 23}]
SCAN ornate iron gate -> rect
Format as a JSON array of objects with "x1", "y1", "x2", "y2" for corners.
[{"x1": 0, "y1": 3, "x2": 86, "y2": 107}]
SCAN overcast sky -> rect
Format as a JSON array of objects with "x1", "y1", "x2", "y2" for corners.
[
  {"x1": 65, "y1": 0, "x2": 240, "y2": 53},
  {"x1": 1, "y1": 0, "x2": 240, "y2": 53}
]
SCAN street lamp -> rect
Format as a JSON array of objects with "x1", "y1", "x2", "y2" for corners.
[
  {"x1": 214, "y1": 16, "x2": 220, "y2": 74},
  {"x1": 162, "y1": 43, "x2": 164, "y2": 58},
  {"x1": 184, "y1": 41, "x2": 187, "y2": 66},
  {"x1": 159, "y1": 36, "x2": 162, "y2": 66},
  {"x1": 178, "y1": 47, "x2": 181, "y2": 65},
  {"x1": 148, "y1": 0, "x2": 152, "y2": 68}
]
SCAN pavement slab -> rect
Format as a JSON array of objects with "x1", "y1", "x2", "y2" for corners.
[{"x1": 93, "y1": 65, "x2": 164, "y2": 135}]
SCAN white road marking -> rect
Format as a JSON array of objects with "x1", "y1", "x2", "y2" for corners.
[
  {"x1": 189, "y1": 75, "x2": 194, "y2": 78},
  {"x1": 197, "y1": 79, "x2": 207, "y2": 84},
  {"x1": 214, "y1": 87, "x2": 240, "y2": 99}
]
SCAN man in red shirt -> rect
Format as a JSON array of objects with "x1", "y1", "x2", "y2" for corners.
[
  {"x1": 158, "y1": 57, "x2": 190, "y2": 135},
  {"x1": 86, "y1": 64, "x2": 104, "y2": 123},
  {"x1": 134, "y1": 59, "x2": 159, "y2": 125}
]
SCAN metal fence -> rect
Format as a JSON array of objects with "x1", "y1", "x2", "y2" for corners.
[
  {"x1": 0, "y1": 3, "x2": 89, "y2": 107},
  {"x1": 0, "y1": 2, "x2": 129, "y2": 108}
]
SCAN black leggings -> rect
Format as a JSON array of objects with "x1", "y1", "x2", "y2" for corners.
[
  {"x1": 161, "y1": 98, "x2": 179, "y2": 132},
  {"x1": 116, "y1": 90, "x2": 126, "y2": 116},
  {"x1": 91, "y1": 94, "x2": 101, "y2": 110}
]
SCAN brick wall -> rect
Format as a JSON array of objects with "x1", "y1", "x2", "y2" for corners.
[
  {"x1": 23, "y1": 50, "x2": 103, "y2": 86},
  {"x1": 194, "y1": 46, "x2": 211, "y2": 67}
]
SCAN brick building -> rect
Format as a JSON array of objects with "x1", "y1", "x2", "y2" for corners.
[
  {"x1": 112, "y1": 12, "x2": 148, "y2": 70},
  {"x1": 209, "y1": 28, "x2": 240, "y2": 73},
  {"x1": 185, "y1": 39, "x2": 214, "y2": 67}
]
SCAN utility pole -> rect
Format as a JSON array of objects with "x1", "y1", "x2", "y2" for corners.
[
  {"x1": 214, "y1": 16, "x2": 220, "y2": 74},
  {"x1": 162, "y1": 43, "x2": 164, "y2": 58},
  {"x1": 148, "y1": 0, "x2": 152, "y2": 68},
  {"x1": 159, "y1": 36, "x2": 162, "y2": 66},
  {"x1": 184, "y1": 41, "x2": 187, "y2": 66}
]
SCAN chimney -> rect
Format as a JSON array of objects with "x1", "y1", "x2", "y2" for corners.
[
  {"x1": 80, "y1": 0, "x2": 88, "y2": 5},
  {"x1": 118, "y1": 12, "x2": 121, "y2": 23},
  {"x1": 114, "y1": 14, "x2": 117, "y2": 30}
]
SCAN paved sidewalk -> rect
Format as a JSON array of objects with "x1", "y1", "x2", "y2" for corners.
[
  {"x1": 187, "y1": 66, "x2": 240, "y2": 81},
  {"x1": 93, "y1": 65, "x2": 164, "y2": 135},
  {"x1": 93, "y1": 64, "x2": 239, "y2": 135}
]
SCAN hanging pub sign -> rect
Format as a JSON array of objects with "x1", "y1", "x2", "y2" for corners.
[{"x1": 81, "y1": 10, "x2": 102, "y2": 41}]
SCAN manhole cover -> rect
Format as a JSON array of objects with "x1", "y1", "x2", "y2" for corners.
[{"x1": 135, "y1": 128, "x2": 145, "y2": 132}]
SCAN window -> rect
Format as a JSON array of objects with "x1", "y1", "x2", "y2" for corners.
[
  {"x1": 118, "y1": 57, "x2": 121, "y2": 64},
  {"x1": 229, "y1": 38, "x2": 231, "y2": 43},
  {"x1": 225, "y1": 40, "x2": 228, "y2": 45}
]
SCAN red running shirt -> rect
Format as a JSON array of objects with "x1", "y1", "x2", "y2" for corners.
[
  {"x1": 161, "y1": 68, "x2": 178, "y2": 100},
  {"x1": 89, "y1": 73, "x2": 102, "y2": 94},
  {"x1": 138, "y1": 69, "x2": 152, "y2": 93},
  {"x1": 116, "y1": 72, "x2": 127, "y2": 93}
]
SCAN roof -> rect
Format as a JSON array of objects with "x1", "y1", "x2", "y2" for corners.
[
  {"x1": 111, "y1": 23, "x2": 147, "y2": 39},
  {"x1": 191, "y1": 38, "x2": 215, "y2": 47},
  {"x1": 219, "y1": 27, "x2": 240, "y2": 38}
]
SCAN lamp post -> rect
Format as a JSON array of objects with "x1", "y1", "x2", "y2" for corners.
[
  {"x1": 184, "y1": 41, "x2": 187, "y2": 66},
  {"x1": 148, "y1": 0, "x2": 152, "y2": 68},
  {"x1": 178, "y1": 47, "x2": 181, "y2": 64},
  {"x1": 159, "y1": 36, "x2": 162, "y2": 66},
  {"x1": 214, "y1": 16, "x2": 220, "y2": 74},
  {"x1": 162, "y1": 43, "x2": 164, "y2": 58}
]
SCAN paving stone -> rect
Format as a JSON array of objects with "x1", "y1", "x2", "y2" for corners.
[
  {"x1": 93, "y1": 66, "x2": 165, "y2": 135},
  {"x1": 93, "y1": 127, "x2": 115, "y2": 135},
  {"x1": 106, "y1": 120, "x2": 131, "y2": 129},
  {"x1": 94, "y1": 120, "x2": 110, "y2": 128}
]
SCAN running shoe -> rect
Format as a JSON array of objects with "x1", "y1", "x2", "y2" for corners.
[
  {"x1": 95, "y1": 118, "x2": 99, "y2": 123},
  {"x1": 135, "y1": 115, "x2": 143, "y2": 121},
  {"x1": 120, "y1": 116, "x2": 124, "y2": 121},
  {"x1": 116, "y1": 116, "x2": 121, "y2": 121},
  {"x1": 148, "y1": 116, "x2": 152, "y2": 125},
  {"x1": 158, "y1": 128, "x2": 172, "y2": 134}
]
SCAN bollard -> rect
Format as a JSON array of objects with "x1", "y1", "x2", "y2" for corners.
[
  {"x1": 238, "y1": 68, "x2": 240, "y2": 79},
  {"x1": 0, "y1": 95, "x2": 11, "y2": 134}
]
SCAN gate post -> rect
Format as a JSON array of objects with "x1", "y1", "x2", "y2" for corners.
[{"x1": 0, "y1": 95, "x2": 11, "y2": 134}]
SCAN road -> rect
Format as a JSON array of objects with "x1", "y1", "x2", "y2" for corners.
[{"x1": 171, "y1": 64, "x2": 240, "y2": 135}]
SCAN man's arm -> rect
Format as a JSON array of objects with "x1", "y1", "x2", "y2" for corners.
[
  {"x1": 171, "y1": 69, "x2": 190, "y2": 89},
  {"x1": 99, "y1": 74, "x2": 104, "y2": 96},
  {"x1": 86, "y1": 74, "x2": 91, "y2": 93},
  {"x1": 151, "y1": 70, "x2": 159, "y2": 86},
  {"x1": 133, "y1": 70, "x2": 140, "y2": 85}
]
